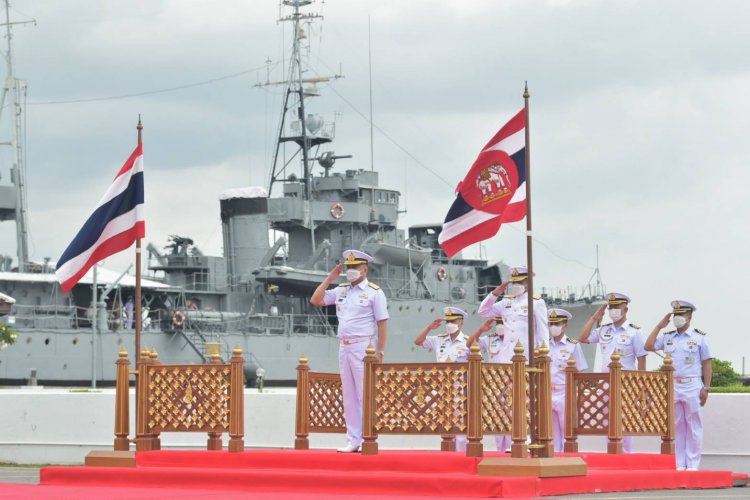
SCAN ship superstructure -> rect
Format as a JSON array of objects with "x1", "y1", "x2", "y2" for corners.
[{"x1": 0, "y1": 0, "x2": 603, "y2": 385}]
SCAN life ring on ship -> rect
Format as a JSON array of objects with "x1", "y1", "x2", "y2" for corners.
[
  {"x1": 330, "y1": 203, "x2": 345, "y2": 219},
  {"x1": 436, "y1": 267, "x2": 448, "y2": 281},
  {"x1": 172, "y1": 310, "x2": 186, "y2": 328}
]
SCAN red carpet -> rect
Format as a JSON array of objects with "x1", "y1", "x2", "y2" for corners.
[{"x1": 25, "y1": 449, "x2": 746, "y2": 499}]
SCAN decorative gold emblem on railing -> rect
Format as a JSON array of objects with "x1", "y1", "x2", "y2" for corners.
[
  {"x1": 621, "y1": 371, "x2": 668, "y2": 434},
  {"x1": 147, "y1": 365, "x2": 231, "y2": 432},
  {"x1": 373, "y1": 364, "x2": 468, "y2": 433}
]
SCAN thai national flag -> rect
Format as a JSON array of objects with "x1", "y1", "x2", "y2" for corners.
[
  {"x1": 55, "y1": 144, "x2": 145, "y2": 293},
  {"x1": 438, "y1": 110, "x2": 526, "y2": 258}
]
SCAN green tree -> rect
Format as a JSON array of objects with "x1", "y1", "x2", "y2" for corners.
[
  {"x1": 0, "y1": 322, "x2": 18, "y2": 347},
  {"x1": 711, "y1": 358, "x2": 740, "y2": 387}
]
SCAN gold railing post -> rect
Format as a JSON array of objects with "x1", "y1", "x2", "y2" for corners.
[
  {"x1": 228, "y1": 345, "x2": 245, "y2": 452},
  {"x1": 149, "y1": 348, "x2": 162, "y2": 450},
  {"x1": 534, "y1": 343, "x2": 554, "y2": 458},
  {"x1": 563, "y1": 357, "x2": 579, "y2": 453},
  {"x1": 294, "y1": 354, "x2": 311, "y2": 450},
  {"x1": 661, "y1": 353, "x2": 675, "y2": 455},
  {"x1": 465, "y1": 343, "x2": 483, "y2": 457},
  {"x1": 607, "y1": 352, "x2": 623, "y2": 454},
  {"x1": 135, "y1": 347, "x2": 156, "y2": 451},
  {"x1": 511, "y1": 341, "x2": 528, "y2": 458},
  {"x1": 361, "y1": 343, "x2": 379, "y2": 455},
  {"x1": 113, "y1": 346, "x2": 130, "y2": 451}
]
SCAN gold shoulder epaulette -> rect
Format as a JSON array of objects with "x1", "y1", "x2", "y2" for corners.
[
  {"x1": 437, "y1": 333, "x2": 448, "y2": 337},
  {"x1": 568, "y1": 337, "x2": 579, "y2": 344},
  {"x1": 630, "y1": 322, "x2": 640, "y2": 329},
  {"x1": 368, "y1": 282, "x2": 380, "y2": 290},
  {"x1": 695, "y1": 328, "x2": 707, "y2": 335},
  {"x1": 533, "y1": 293, "x2": 542, "y2": 300},
  {"x1": 503, "y1": 294, "x2": 514, "y2": 299},
  {"x1": 338, "y1": 283, "x2": 351, "y2": 287}
]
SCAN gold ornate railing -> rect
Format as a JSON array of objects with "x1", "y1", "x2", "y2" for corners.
[
  {"x1": 113, "y1": 346, "x2": 245, "y2": 452},
  {"x1": 293, "y1": 342, "x2": 571, "y2": 458},
  {"x1": 564, "y1": 352, "x2": 674, "y2": 454}
]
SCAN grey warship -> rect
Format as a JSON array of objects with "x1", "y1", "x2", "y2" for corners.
[{"x1": 0, "y1": 0, "x2": 604, "y2": 385}]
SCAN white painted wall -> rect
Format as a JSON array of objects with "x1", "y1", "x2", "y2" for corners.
[{"x1": 0, "y1": 389, "x2": 746, "y2": 464}]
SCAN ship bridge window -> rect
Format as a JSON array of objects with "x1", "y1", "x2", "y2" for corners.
[{"x1": 376, "y1": 191, "x2": 398, "y2": 204}]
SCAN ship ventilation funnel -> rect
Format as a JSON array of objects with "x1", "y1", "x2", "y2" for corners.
[{"x1": 220, "y1": 187, "x2": 271, "y2": 284}]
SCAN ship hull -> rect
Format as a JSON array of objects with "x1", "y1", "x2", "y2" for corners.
[{"x1": 0, "y1": 298, "x2": 600, "y2": 384}]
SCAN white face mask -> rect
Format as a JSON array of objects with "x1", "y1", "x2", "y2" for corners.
[
  {"x1": 673, "y1": 315, "x2": 687, "y2": 329},
  {"x1": 510, "y1": 284, "x2": 526, "y2": 296},
  {"x1": 550, "y1": 325, "x2": 563, "y2": 337},
  {"x1": 494, "y1": 324, "x2": 504, "y2": 336},
  {"x1": 609, "y1": 308, "x2": 623, "y2": 322},
  {"x1": 345, "y1": 269, "x2": 361, "y2": 282},
  {"x1": 446, "y1": 323, "x2": 459, "y2": 335}
]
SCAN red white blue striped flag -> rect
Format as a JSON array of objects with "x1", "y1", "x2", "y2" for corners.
[
  {"x1": 55, "y1": 144, "x2": 145, "y2": 293},
  {"x1": 438, "y1": 110, "x2": 526, "y2": 258}
]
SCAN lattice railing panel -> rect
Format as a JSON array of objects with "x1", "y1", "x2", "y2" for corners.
[
  {"x1": 146, "y1": 365, "x2": 230, "y2": 432},
  {"x1": 308, "y1": 373, "x2": 346, "y2": 432},
  {"x1": 621, "y1": 371, "x2": 669, "y2": 434},
  {"x1": 481, "y1": 363, "x2": 513, "y2": 433},
  {"x1": 574, "y1": 374, "x2": 610, "y2": 433},
  {"x1": 373, "y1": 364, "x2": 468, "y2": 434}
]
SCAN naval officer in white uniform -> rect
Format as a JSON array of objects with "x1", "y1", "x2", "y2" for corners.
[
  {"x1": 478, "y1": 266, "x2": 549, "y2": 360},
  {"x1": 579, "y1": 292, "x2": 647, "y2": 453},
  {"x1": 548, "y1": 308, "x2": 588, "y2": 452},
  {"x1": 467, "y1": 316, "x2": 513, "y2": 452},
  {"x1": 311, "y1": 249, "x2": 389, "y2": 453},
  {"x1": 645, "y1": 300, "x2": 712, "y2": 471},
  {"x1": 415, "y1": 306, "x2": 471, "y2": 451}
]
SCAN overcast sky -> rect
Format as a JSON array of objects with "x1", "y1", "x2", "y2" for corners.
[{"x1": 0, "y1": 0, "x2": 748, "y2": 372}]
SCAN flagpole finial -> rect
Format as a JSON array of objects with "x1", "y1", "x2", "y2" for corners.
[
  {"x1": 523, "y1": 81, "x2": 529, "y2": 99},
  {"x1": 137, "y1": 114, "x2": 143, "y2": 131}
]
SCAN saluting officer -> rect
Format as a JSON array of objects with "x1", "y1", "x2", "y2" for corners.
[
  {"x1": 645, "y1": 300, "x2": 712, "y2": 471},
  {"x1": 311, "y1": 250, "x2": 389, "y2": 453},
  {"x1": 548, "y1": 308, "x2": 588, "y2": 452},
  {"x1": 415, "y1": 307, "x2": 471, "y2": 451},
  {"x1": 579, "y1": 293, "x2": 647, "y2": 372},
  {"x1": 467, "y1": 316, "x2": 513, "y2": 452},
  {"x1": 579, "y1": 292, "x2": 647, "y2": 453},
  {"x1": 478, "y1": 266, "x2": 549, "y2": 360}
]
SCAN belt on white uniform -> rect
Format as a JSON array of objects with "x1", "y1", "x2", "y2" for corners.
[
  {"x1": 675, "y1": 377, "x2": 699, "y2": 383},
  {"x1": 339, "y1": 337, "x2": 373, "y2": 345}
]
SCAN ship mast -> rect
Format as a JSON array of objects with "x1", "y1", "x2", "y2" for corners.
[
  {"x1": 262, "y1": 0, "x2": 339, "y2": 199},
  {"x1": 0, "y1": 0, "x2": 34, "y2": 272}
]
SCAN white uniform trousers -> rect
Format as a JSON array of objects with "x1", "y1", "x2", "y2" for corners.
[
  {"x1": 494, "y1": 434, "x2": 512, "y2": 452},
  {"x1": 338, "y1": 339, "x2": 374, "y2": 448},
  {"x1": 674, "y1": 381, "x2": 703, "y2": 469},
  {"x1": 552, "y1": 391, "x2": 565, "y2": 452}
]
